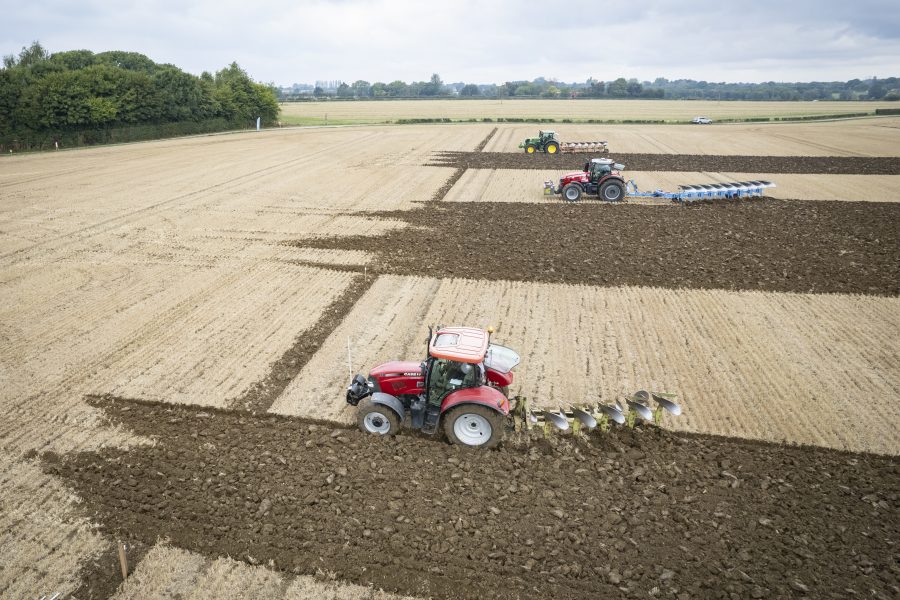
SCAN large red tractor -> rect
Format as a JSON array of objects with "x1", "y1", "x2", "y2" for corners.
[
  {"x1": 346, "y1": 327, "x2": 519, "y2": 449},
  {"x1": 545, "y1": 157, "x2": 627, "y2": 202}
]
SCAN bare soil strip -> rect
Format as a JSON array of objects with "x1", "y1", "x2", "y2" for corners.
[
  {"x1": 473, "y1": 127, "x2": 498, "y2": 153},
  {"x1": 233, "y1": 274, "x2": 374, "y2": 413},
  {"x1": 431, "y1": 128, "x2": 498, "y2": 201},
  {"x1": 44, "y1": 396, "x2": 898, "y2": 600},
  {"x1": 292, "y1": 200, "x2": 900, "y2": 296},
  {"x1": 428, "y1": 152, "x2": 900, "y2": 175}
]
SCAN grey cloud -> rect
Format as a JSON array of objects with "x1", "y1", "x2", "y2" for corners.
[{"x1": 1, "y1": 0, "x2": 898, "y2": 84}]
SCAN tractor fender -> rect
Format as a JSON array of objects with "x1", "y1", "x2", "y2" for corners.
[
  {"x1": 370, "y1": 392, "x2": 405, "y2": 423},
  {"x1": 598, "y1": 174, "x2": 626, "y2": 186},
  {"x1": 441, "y1": 386, "x2": 510, "y2": 416},
  {"x1": 486, "y1": 368, "x2": 513, "y2": 387}
]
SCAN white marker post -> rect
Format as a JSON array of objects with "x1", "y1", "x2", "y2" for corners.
[
  {"x1": 347, "y1": 337, "x2": 353, "y2": 379},
  {"x1": 256, "y1": 116, "x2": 261, "y2": 131}
]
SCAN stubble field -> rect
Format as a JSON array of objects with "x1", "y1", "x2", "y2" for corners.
[
  {"x1": 278, "y1": 98, "x2": 900, "y2": 126},
  {"x1": 1, "y1": 116, "x2": 898, "y2": 599}
]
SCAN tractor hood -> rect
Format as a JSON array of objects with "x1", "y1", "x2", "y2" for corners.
[
  {"x1": 561, "y1": 171, "x2": 589, "y2": 183},
  {"x1": 369, "y1": 361, "x2": 422, "y2": 378}
]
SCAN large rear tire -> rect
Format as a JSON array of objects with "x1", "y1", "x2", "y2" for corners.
[
  {"x1": 544, "y1": 141, "x2": 559, "y2": 154},
  {"x1": 357, "y1": 398, "x2": 400, "y2": 436},
  {"x1": 443, "y1": 405, "x2": 503, "y2": 449},
  {"x1": 600, "y1": 180, "x2": 625, "y2": 202},
  {"x1": 562, "y1": 183, "x2": 582, "y2": 202}
]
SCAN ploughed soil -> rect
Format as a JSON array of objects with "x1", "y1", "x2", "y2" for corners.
[
  {"x1": 45, "y1": 396, "x2": 899, "y2": 600},
  {"x1": 428, "y1": 152, "x2": 900, "y2": 175},
  {"x1": 294, "y1": 200, "x2": 900, "y2": 296}
]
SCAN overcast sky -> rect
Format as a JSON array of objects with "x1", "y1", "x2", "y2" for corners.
[{"x1": 3, "y1": 0, "x2": 899, "y2": 85}]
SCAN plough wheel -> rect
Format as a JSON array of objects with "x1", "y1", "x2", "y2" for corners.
[{"x1": 443, "y1": 405, "x2": 503, "y2": 449}]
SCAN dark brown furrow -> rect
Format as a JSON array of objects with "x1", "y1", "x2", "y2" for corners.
[{"x1": 428, "y1": 152, "x2": 900, "y2": 175}]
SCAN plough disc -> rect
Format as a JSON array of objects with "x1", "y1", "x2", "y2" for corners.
[
  {"x1": 624, "y1": 179, "x2": 776, "y2": 203},
  {"x1": 543, "y1": 409, "x2": 570, "y2": 431},
  {"x1": 560, "y1": 141, "x2": 609, "y2": 154},
  {"x1": 512, "y1": 391, "x2": 681, "y2": 435}
]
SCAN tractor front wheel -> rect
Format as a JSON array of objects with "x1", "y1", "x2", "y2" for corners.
[
  {"x1": 443, "y1": 405, "x2": 503, "y2": 449},
  {"x1": 357, "y1": 398, "x2": 400, "y2": 436},
  {"x1": 562, "y1": 183, "x2": 582, "y2": 202},
  {"x1": 525, "y1": 144, "x2": 537, "y2": 154},
  {"x1": 545, "y1": 141, "x2": 559, "y2": 154},
  {"x1": 600, "y1": 180, "x2": 625, "y2": 202}
]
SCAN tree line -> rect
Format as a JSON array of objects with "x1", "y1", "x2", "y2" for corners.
[
  {"x1": 1, "y1": 42, "x2": 280, "y2": 150},
  {"x1": 280, "y1": 74, "x2": 899, "y2": 102}
]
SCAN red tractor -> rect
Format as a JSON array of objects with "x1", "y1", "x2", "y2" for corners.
[
  {"x1": 544, "y1": 157, "x2": 627, "y2": 202},
  {"x1": 346, "y1": 326, "x2": 519, "y2": 449}
]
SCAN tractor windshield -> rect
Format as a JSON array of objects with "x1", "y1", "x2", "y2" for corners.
[
  {"x1": 590, "y1": 162, "x2": 611, "y2": 181},
  {"x1": 484, "y1": 344, "x2": 520, "y2": 374}
]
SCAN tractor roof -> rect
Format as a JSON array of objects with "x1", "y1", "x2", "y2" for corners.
[{"x1": 429, "y1": 327, "x2": 489, "y2": 364}]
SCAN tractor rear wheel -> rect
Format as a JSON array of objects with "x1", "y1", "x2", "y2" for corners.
[
  {"x1": 545, "y1": 141, "x2": 559, "y2": 154},
  {"x1": 600, "y1": 180, "x2": 625, "y2": 202},
  {"x1": 562, "y1": 183, "x2": 582, "y2": 202},
  {"x1": 525, "y1": 144, "x2": 537, "y2": 154},
  {"x1": 357, "y1": 398, "x2": 400, "y2": 436},
  {"x1": 443, "y1": 405, "x2": 503, "y2": 449}
]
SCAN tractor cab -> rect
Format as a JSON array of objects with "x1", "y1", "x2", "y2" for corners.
[
  {"x1": 425, "y1": 327, "x2": 489, "y2": 405},
  {"x1": 539, "y1": 130, "x2": 557, "y2": 143},
  {"x1": 426, "y1": 327, "x2": 519, "y2": 398},
  {"x1": 584, "y1": 157, "x2": 622, "y2": 182},
  {"x1": 346, "y1": 326, "x2": 519, "y2": 448}
]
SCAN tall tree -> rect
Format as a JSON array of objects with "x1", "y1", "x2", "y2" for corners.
[
  {"x1": 351, "y1": 80, "x2": 371, "y2": 97},
  {"x1": 459, "y1": 83, "x2": 480, "y2": 96}
]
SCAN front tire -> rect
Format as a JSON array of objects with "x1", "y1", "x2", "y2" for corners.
[
  {"x1": 562, "y1": 183, "x2": 582, "y2": 202},
  {"x1": 600, "y1": 180, "x2": 625, "y2": 202},
  {"x1": 357, "y1": 398, "x2": 400, "y2": 436},
  {"x1": 443, "y1": 405, "x2": 503, "y2": 449},
  {"x1": 525, "y1": 144, "x2": 537, "y2": 154},
  {"x1": 544, "y1": 141, "x2": 559, "y2": 154}
]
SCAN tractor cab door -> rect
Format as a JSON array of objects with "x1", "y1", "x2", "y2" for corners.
[
  {"x1": 425, "y1": 358, "x2": 481, "y2": 408},
  {"x1": 589, "y1": 162, "x2": 611, "y2": 183}
]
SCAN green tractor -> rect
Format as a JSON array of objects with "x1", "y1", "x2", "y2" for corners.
[{"x1": 519, "y1": 130, "x2": 560, "y2": 154}]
